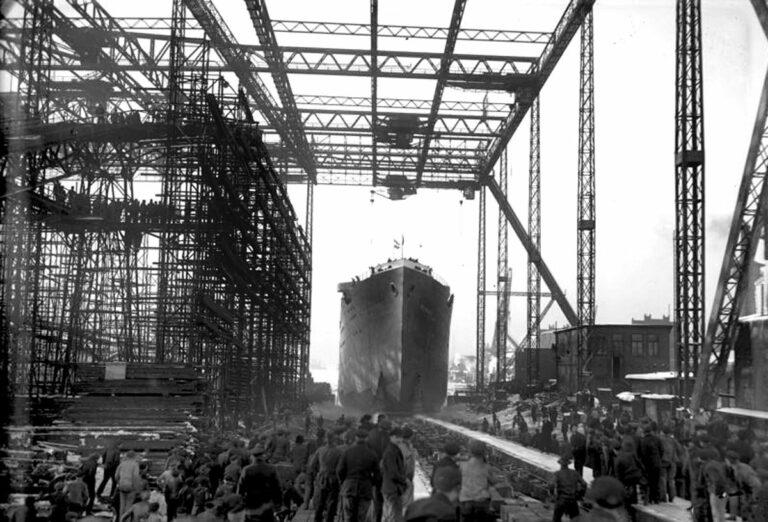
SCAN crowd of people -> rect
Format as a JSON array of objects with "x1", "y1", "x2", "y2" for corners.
[
  {"x1": 50, "y1": 181, "x2": 179, "y2": 227},
  {"x1": 10, "y1": 406, "x2": 768, "y2": 522},
  {"x1": 478, "y1": 402, "x2": 768, "y2": 521}
]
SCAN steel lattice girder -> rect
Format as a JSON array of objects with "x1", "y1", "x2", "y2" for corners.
[
  {"x1": 690, "y1": 1, "x2": 768, "y2": 411},
  {"x1": 5, "y1": 16, "x2": 553, "y2": 43},
  {"x1": 0, "y1": 0, "x2": 593, "y2": 189},
  {"x1": 674, "y1": 0, "x2": 705, "y2": 398}
]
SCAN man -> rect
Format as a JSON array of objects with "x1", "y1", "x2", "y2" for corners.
[
  {"x1": 96, "y1": 440, "x2": 121, "y2": 499},
  {"x1": 291, "y1": 435, "x2": 310, "y2": 475},
  {"x1": 238, "y1": 445, "x2": 282, "y2": 522},
  {"x1": 119, "y1": 490, "x2": 151, "y2": 522},
  {"x1": 367, "y1": 418, "x2": 392, "y2": 522},
  {"x1": 725, "y1": 450, "x2": 760, "y2": 520},
  {"x1": 268, "y1": 430, "x2": 290, "y2": 462},
  {"x1": 64, "y1": 472, "x2": 90, "y2": 516},
  {"x1": 614, "y1": 439, "x2": 644, "y2": 511},
  {"x1": 703, "y1": 448, "x2": 728, "y2": 522},
  {"x1": 581, "y1": 477, "x2": 629, "y2": 521},
  {"x1": 314, "y1": 434, "x2": 344, "y2": 522},
  {"x1": 430, "y1": 442, "x2": 461, "y2": 490},
  {"x1": 459, "y1": 441, "x2": 496, "y2": 522},
  {"x1": 568, "y1": 425, "x2": 587, "y2": 478},
  {"x1": 164, "y1": 469, "x2": 183, "y2": 521},
  {"x1": 80, "y1": 453, "x2": 98, "y2": 513},
  {"x1": 659, "y1": 425, "x2": 678, "y2": 502},
  {"x1": 405, "y1": 466, "x2": 460, "y2": 522},
  {"x1": 115, "y1": 450, "x2": 142, "y2": 519},
  {"x1": 638, "y1": 423, "x2": 663, "y2": 503},
  {"x1": 550, "y1": 455, "x2": 585, "y2": 522},
  {"x1": 381, "y1": 428, "x2": 408, "y2": 522},
  {"x1": 224, "y1": 454, "x2": 243, "y2": 484},
  {"x1": 337, "y1": 429, "x2": 381, "y2": 522},
  {"x1": 395, "y1": 427, "x2": 418, "y2": 511}
]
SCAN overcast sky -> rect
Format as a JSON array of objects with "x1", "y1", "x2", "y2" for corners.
[{"x1": 33, "y1": 0, "x2": 768, "y2": 384}]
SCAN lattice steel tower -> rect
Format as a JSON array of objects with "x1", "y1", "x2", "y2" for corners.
[
  {"x1": 577, "y1": 10, "x2": 596, "y2": 389},
  {"x1": 527, "y1": 96, "x2": 541, "y2": 385},
  {"x1": 476, "y1": 185, "x2": 487, "y2": 389},
  {"x1": 675, "y1": 0, "x2": 705, "y2": 398}
]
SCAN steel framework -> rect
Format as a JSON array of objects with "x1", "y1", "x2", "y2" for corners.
[
  {"x1": 690, "y1": 1, "x2": 768, "y2": 410},
  {"x1": 496, "y1": 150, "x2": 509, "y2": 383},
  {"x1": 476, "y1": 185, "x2": 486, "y2": 389},
  {"x1": 675, "y1": 0, "x2": 705, "y2": 398},
  {"x1": 576, "y1": 11, "x2": 595, "y2": 390},
  {"x1": 0, "y1": 0, "x2": 594, "y2": 406},
  {"x1": 526, "y1": 96, "x2": 541, "y2": 385},
  {"x1": 0, "y1": 0, "x2": 311, "y2": 425}
]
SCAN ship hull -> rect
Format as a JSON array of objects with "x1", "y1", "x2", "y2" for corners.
[{"x1": 338, "y1": 262, "x2": 452, "y2": 412}]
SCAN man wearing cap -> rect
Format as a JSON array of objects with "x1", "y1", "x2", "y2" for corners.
[
  {"x1": 395, "y1": 427, "x2": 418, "y2": 512},
  {"x1": 381, "y1": 428, "x2": 408, "y2": 522},
  {"x1": 550, "y1": 455, "x2": 585, "y2": 522},
  {"x1": 581, "y1": 476, "x2": 629, "y2": 521},
  {"x1": 238, "y1": 445, "x2": 282, "y2": 522},
  {"x1": 314, "y1": 434, "x2": 344, "y2": 522},
  {"x1": 405, "y1": 466, "x2": 460, "y2": 522},
  {"x1": 638, "y1": 423, "x2": 663, "y2": 504},
  {"x1": 337, "y1": 429, "x2": 381, "y2": 522},
  {"x1": 430, "y1": 442, "x2": 461, "y2": 491},
  {"x1": 459, "y1": 441, "x2": 498, "y2": 522},
  {"x1": 368, "y1": 418, "x2": 392, "y2": 522}
]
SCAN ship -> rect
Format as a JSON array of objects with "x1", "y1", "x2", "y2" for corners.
[{"x1": 337, "y1": 258, "x2": 453, "y2": 412}]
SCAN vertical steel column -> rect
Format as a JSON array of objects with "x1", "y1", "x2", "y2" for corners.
[
  {"x1": 496, "y1": 149, "x2": 509, "y2": 383},
  {"x1": 527, "y1": 96, "x2": 542, "y2": 385},
  {"x1": 370, "y1": 0, "x2": 378, "y2": 186},
  {"x1": 577, "y1": 10, "x2": 596, "y2": 390},
  {"x1": 675, "y1": 0, "x2": 705, "y2": 398},
  {"x1": 476, "y1": 185, "x2": 486, "y2": 389},
  {"x1": 156, "y1": 0, "x2": 186, "y2": 363}
]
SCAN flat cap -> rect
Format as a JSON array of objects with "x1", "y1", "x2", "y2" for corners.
[
  {"x1": 433, "y1": 465, "x2": 461, "y2": 492},
  {"x1": 588, "y1": 476, "x2": 625, "y2": 509},
  {"x1": 443, "y1": 441, "x2": 461, "y2": 456}
]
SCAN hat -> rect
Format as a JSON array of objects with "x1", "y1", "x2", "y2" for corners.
[
  {"x1": 355, "y1": 429, "x2": 369, "y2": 439},
  {"x1": 401, "y1": 426, "x2": 414, "y2": 439},
  {"x1": 250, "y1": 444, "x2": 266, "y2": 457},
  {"x1": 443, "y1": 441, "x2": 460, "y2": 456},
  {"x1": 390, "y1": 427, "x2": 403, "y2": 438},
  {"x1": 588, "y1": 476, "x2": 625, "y2": 509},
  {"x1": 469, "y1": 441, "x2": 486, "y2": 457},
  {"x1": 558, "y1": 454, "x2": 572, "y2": 465},
  {"x1": 432, "y1": 466, "x2": 461, "y2": 492}
]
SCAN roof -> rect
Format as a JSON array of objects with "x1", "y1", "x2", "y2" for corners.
[
  {"x1": 640, "y1": 393, "x2": 676, "y2": 400},
  {"x1": 554, "y1": 323, "x2": 674, "y2": 333},
  {"x1": 738, "y1": 314, "x2": 768, "y2": 324},
  {"x1": 717, "y1": 407, "x2": 768, "y2": 421},
  {"x1": 625, "y1": 371, "x2": 681, "y2": 381}
]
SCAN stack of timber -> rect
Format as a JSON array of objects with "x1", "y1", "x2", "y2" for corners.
[{"x1": 26, "y1": 363, "x2": 202, "y2": 474}]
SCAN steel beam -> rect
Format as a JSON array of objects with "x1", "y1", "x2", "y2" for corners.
[
  {"x1": 477, "y1": 0, "x2": 595, "y2": 182},
  {"x1": 485, "y1": 175, "x2": 579, "y2": 326},
  {"x1": 415, "y1": 0, "x2": 466, "y2": 187},
  {"x1": 244, "y1": 0, "x2": 317, "y2": 182},
  {"x1": 182, "y1": 0, "x2": 316, "y2": 181},
  {"x1": 371, "y1": 0, "x2": 378, "y2": 186},
  {"x1": 674, "y1": 0, "x2": 705, "y2": 399},
  {"x1": 690, "y1": 67, "x2": 768, "y2": 411},
  {"x1": 576, "y1": 11, "x2": 595, "y2": 390},
  {"x1": 476, "y1": 185, "x2": 486, "y2": 389},
  {"x1": 527, "y1": 95, "x2": 541, "y2": 385}
]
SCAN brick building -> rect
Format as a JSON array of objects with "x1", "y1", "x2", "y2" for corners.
[{"x1": 554, "y1": 322, "x2": 674, "y2": 395}]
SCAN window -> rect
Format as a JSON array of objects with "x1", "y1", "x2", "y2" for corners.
[
  {"x1": 631, "y1": 334, "x2": 644, "y2": 356},
  {"x1": 612, "y1": 334, "x2": 623, "y2": 353},
  {"x1": 647, "y1": 334, "x2": 659, "y2": 356}
]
